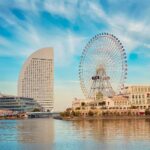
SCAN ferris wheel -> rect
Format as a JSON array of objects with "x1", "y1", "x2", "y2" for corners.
[{"x1": 79, "y1": 33, "x2": 128, "y2": 99}]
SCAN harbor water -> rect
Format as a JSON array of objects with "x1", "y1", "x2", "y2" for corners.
[{"x1": 0, "y1": 118, "x2": 150, "y2": 150}]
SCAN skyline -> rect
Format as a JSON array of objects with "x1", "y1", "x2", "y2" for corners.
[{"x1": 0, "y1": 0, "x2": 150, "y2": 111}]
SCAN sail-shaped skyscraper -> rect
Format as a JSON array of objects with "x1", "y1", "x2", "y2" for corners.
[{"x1": 18, "y1": 48, "x2": 54, "y2": 112}]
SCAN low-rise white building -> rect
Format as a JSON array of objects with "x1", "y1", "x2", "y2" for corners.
[
  {"x1": 72, "y1": 85, "x2": 150, "y2": 112},
  {"x1": 72, "y1": 98, "x2": 93, "y2": 111},
  {"x1": 125, "y1": 86, "x2": 150, "y2": 109},
  {"x1": 112, "y1": 95, "x2": 130, "y2": 109},
  {"x1": 72, "y1": 97, "x2": 114, "y2": 110}
]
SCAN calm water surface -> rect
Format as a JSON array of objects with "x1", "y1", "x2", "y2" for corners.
[{"x1": 0, "y1": 118, "x2": 150, "y2": 150}]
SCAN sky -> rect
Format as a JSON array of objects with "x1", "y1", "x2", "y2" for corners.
[{"x1": 0, "y1": 0, "x2": 150, "y2": 111}]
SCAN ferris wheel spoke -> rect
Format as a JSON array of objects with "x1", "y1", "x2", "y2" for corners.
[{"x1": 79, "y1": 33, "x2": 127, "y2": 98}]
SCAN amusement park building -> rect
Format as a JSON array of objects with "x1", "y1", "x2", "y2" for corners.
[
  {"x1": 18, "y1": 48, "x2": 54, "y2": 112},
  {"x1": 112, "y1": 95, "x2": 130, "y2": 109},
  {"x1": 72, "y1": 97, "x2": 115, "y2": 111},
  {"x1": 125, "y1": 86, "x2": 150, "y2": 109},
  {"x1": 72, "y1": 98, "x2": 93, "y2": 111},
  {"x1": 72, "y1": 85, "x2": 150, "y2": 112}
]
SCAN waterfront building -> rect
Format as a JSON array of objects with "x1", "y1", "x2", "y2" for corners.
[
  {"x1": 71, "y1": 85, "x2": 150, "y2": 117},
  {"x1": 0, "y1": 109, "x2": 13, "y2": 116},
  {"x1": 71, "y1": 95, "x2": 146, "y2": 116},
  {"x1": 125, "y1": 86, "x2": 150, "y2": 109},
  {"x1": 72, "y1": 98, "x2": 92, "y2": 111},
  {"x1": 112, "y1": 95, "x2": 130, "y2": 109},
  {"x1": 72, "y1": 97, "x2": 114, "y2": 111},
  {"x1": 89, "y1": 97, "x2": 114, "y2": 109},
  {"x1": 0, "y1": 94, "x2": 39, "y2": 112},
  {"x1": 18, "y1": 48, "x2": 54, "y2": 112}
]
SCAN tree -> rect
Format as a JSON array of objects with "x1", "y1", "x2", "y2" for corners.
[
  {"x1": 145, "y1": 109, "x2": 150, "y2": 115},
  {"x1": 33, "y1": 108, "x2": 40, "y2": 112},
  {"x1": 75, "y1": 111, "x2": 81, "y2": 117},
  {"x1": 88, "y1": 111, "x2": 94, "y2": 116},
  {"x1": 76, "y1": 107, "x2": 80, "y2": 110},
  {"x1": 81, "y1": 102, "x2": 85, "y2": 106},
  {"x1": 60, "y1": 111, "x2": 70, "y2": 117}
]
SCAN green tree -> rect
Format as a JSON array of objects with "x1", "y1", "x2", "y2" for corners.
[
  {"x1": 88, "y1": 111, "x2": 94, "y2": 116},
  {"x1": 33, "y1": 108, "x2": 40, "y2": 112},
  {"x1": 145, "y1": 109, "x2": 150, "y2": 115}
]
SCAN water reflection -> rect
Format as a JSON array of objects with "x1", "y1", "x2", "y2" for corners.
[
  {"x1": 1, "y1": 118, "x2": 150, "y2": 150},
  {"x1": 0, "y1": 119, "x2": 54, "y2": 144},
  {"x1": 72, "y1": 119, "x2": 150, "y2": 141},
  {"x1": 17, "y1": 119, "x2": 54, "y2": 144}
]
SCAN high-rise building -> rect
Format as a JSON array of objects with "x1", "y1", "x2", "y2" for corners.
[{"x1": 18, "y1": 48, "x2": 54, "y2": 112}]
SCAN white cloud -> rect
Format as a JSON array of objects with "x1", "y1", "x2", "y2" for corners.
[
  {"x1": 44, "y1": 0, "x2": 77, "y2": 21},
  {"x1": 81, "y1": 1, "x2": 150, "y2": 55},
  {"x1": 0, "y1": 8, "x2": 87, "y2": 66}
]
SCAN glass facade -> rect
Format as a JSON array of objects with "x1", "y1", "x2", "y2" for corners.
[{"x1": 0, "y1": 96, "x2": 39, "y2": 112}]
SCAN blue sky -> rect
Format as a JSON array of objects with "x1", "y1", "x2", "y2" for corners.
[{"x1": 0, "y1": 0, "x2": 150, "y2": 110}]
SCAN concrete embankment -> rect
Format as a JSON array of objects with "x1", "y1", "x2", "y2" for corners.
[{"x1": 54, "y1": 116, "x2": 150, "y2": 121}]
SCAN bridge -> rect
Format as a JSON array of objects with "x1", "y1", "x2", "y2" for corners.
[{"x1": 26, "y1": 112, "x2": 60, "y2": 118}]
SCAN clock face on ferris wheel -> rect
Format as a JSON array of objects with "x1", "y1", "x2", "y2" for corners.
[{"x1": 79, "y1": 33, "x2": 128, "y2": 98}]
